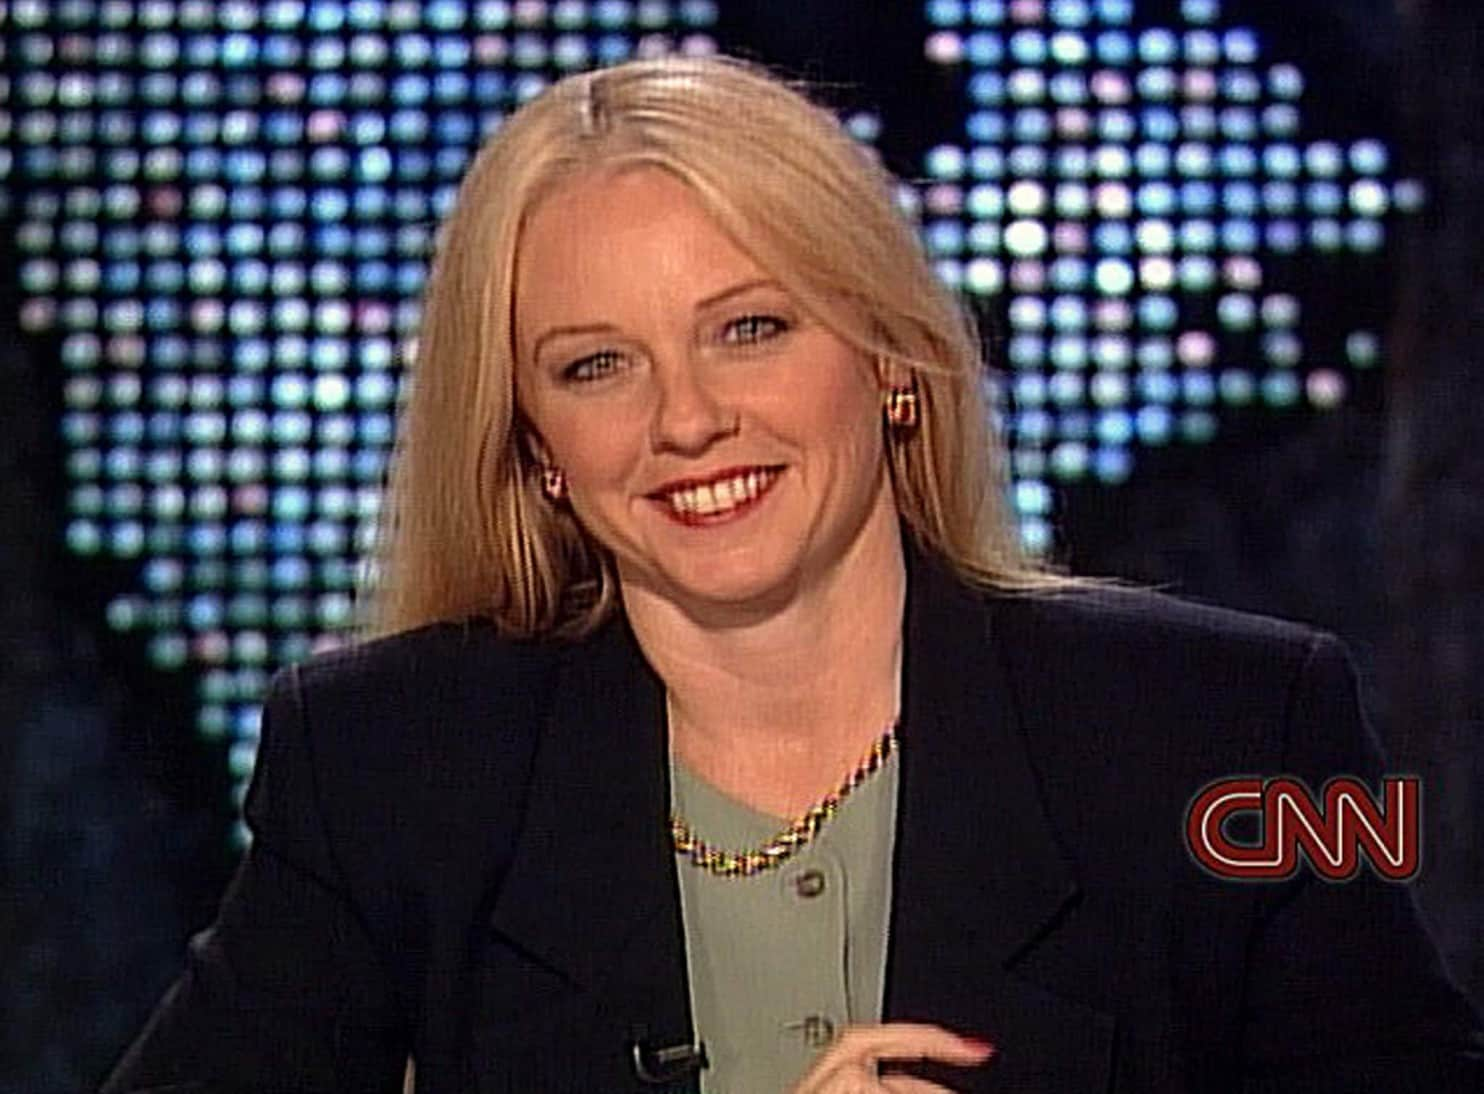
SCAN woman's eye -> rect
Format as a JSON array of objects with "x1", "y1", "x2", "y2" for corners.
[
  {"x1": 722, "y1": 313, "x2": 789, "y2": 345},
  {"x1": 563, "y1": 350, "x2": 625, "y2": 383}
]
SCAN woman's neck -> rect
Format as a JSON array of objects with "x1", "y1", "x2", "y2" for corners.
[{"x1": 621, "y1": 506, "x2": 906, "y2": 817}]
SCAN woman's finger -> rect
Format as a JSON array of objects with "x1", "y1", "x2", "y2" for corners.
[
  {"x1": 790, "y1": 1021, "x2": 995, "y2": 1093},
  {"x1": 798, "y1": 1063, "x2": 955, "y2": 1094},
  {"x1": 880, "y1": 1076, "x2": 962, "y2": 1094}
]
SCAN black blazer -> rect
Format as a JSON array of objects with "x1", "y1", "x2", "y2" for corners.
[{"x1": 104, "y1": 552, "x2": 1483, "y2": 1093}]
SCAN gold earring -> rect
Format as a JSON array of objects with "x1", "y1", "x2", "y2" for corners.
[
  {"x1": 540, "y1": 465, "x2": 567, "y2": 502},
  {"x1": 883, "y1": 384, "x2": 919, "y2": 430}
]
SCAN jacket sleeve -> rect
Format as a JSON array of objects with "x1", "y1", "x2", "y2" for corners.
[
  {"x1": 1238, "y1": 633, "x2": 1484, "y2": 1092},
  {"x1": 100, "y1": 664, "x2": 408, "y2": 1094}
]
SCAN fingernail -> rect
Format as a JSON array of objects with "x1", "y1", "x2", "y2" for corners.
[{"x1": 963, "y1": 1037, "x2": 996, "y2": 1056}]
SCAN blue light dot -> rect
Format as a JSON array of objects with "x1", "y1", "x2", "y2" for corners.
[
  {"x1": 1059, "y1": 411, "x2": 1092, "y2": 441},
  {"x1": 1095, "y1": 30, "x2": 1133, "y2": 64},
  {"x1": 1051, "y1": 337, "x2": 1089, "y2": 369},
  {"x1": 1309, "y1": 219, "x2": 1344, "y2": 252},
  {"x1": 1267, "y1": 64, "x2": 1304, "y2": 100},
  {"x1": 1136, "y1": 404, "x2": 1173, "y2": 443},
  {"x1": 1181, "y1": 0, "x2": 1221, "y2": 23},
  {"x1": 1180, "y1": 410, "x2": 1218, "y2": 443},
  {"x1": 1347, "y1": 220, "x2": 1385, "y2": 252},
  {"x1": 1176, "y1": 144, "x2": 1214, "y2": 178},
  {"x1": 1135, "y1": 143, "x2": 1171, "y2": 176},
  {"x1": 1138, "y1": 29, "x2": 1178, "y2": 64},
  {"x1": 1092, "y1": 374, "x2": 1130, "y2": 408},
  {"x1": 1262, "y1": 372, "x2": 1302, "y2": 407},
  {"x1": 1263, "y1": 331, "x2": 1304, "y2": 366},
  {"x1": 1014, "y1": 109, "x2": 1053, "y2": 143},
  {"x1": 1049, "y1": 31, "x2": 1089, "y2": 65},
  {"x1": 1218, "y1": 295, "x2": 1256, "y2": 330},
  {"x1": 1179, "y1": 219, "x2": 1217, "y2": 252},
  {"x1": 1092, "y1": 446, "x2": 1132, "y2": 482},
  {"x1": 1138, "y1": 296, "x2": 1179, "y2": 331},
  {"x1": 1182, "y1": 373, "x2": 1216, "y2": 407},
  {"x1": 927, "y1": 144, "x2": 968, "y2": 180},
  {"x1": 1349, "y1": 139, "x2": 1389, "y2": 175},
  {"x1": 1049, "y1": 442, "x2": 1090, "y2": 480},
  {"x1": 1349, "y1": 179, "x2": 1389, "y2": 217},
  {"x1": 1094, "y1": 258, "x2": 1135, "y2": 295},
  {"x1": 968, "y1": 113, "x2": 1007, "y2": 146},
  {"x1": 1014, "y1": 479, "x2": 1053, "y2": 515},
  {"x1": 929, "y1": 0, "x2": 967, "y2": 24},
  {"x1": 966, "y1": 32, "x2": 1004, "y2": 64},
  {"x1": 1223, "y1": 28, "x2": 1258, "y2": 63},
  {"x1": 1009, "y1": 335, "x2": 1044, "y2": 369},
  {"x1": 1019, "y1": 516, "x2": 1052, "y2": 554},
  {"x1": 969, "y1": 73, "x2": 1006, "y2": 105},
  {"x1": 1265, "y1": 220, "x2": 1302, "y2": 252},
  {"x1": 1136, "y1": 68, "x2": 1177, "y2": 102},
  {"x1": 1010, "y1": 30, "x2": 1047, "y2": 64},
  {"x1": 1392, "y1": 179, "x2": 1427, "y2": 212},
  {"x1": 1049, "y1": 372, "x2": 1086, "y2": 405},
  {"x1": 1007, "y1": 70, "x2": 1047, "y2": 104},
  {"x1": 1218, "y1": 369, "x2": 1255, "y2": 405},
  {"x1": 1261, "y1": 104, "x2": 1300, "y2": 137},
  {"x1": 1346, "y1": 331, "x2": 1381, "y2": 368}
]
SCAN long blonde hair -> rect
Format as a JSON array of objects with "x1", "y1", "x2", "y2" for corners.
[{"x1": 368, "y1": 54, "x2": 1063, "y2": 640}]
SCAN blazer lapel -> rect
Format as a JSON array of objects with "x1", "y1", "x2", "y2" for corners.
[
  {"x1": 885, "y1": 553, "x2": 1115, "y2": 1089},
  {"x1": 484, "y1": 549, "x2": 1112, "y2": 1090},
  {"x1": 486, "y1": 615, "x2": 699, "y2": 1088}
]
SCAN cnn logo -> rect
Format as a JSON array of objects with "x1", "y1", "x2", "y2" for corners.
[{"x1": 1185, "y1": 776, "x2": 1421, "y2": 881}]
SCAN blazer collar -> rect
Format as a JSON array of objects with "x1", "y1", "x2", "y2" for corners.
[
  {"x1": 887, "y1": 547, "x2": 1081, "y2": 989},
  {"x1": 486, "y1": 609, "x2": 691, "y2": 1034},
  {"x1": 487, "y1": 608, "x2": 671, "y2": 982},
  {"x1": 884, "y1": 552, "x2": 1111, "y2": 1089}
]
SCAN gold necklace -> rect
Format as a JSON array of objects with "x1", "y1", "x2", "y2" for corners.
[{"x1": 670, "y1": 723, "x2": 898, "y2": 877}]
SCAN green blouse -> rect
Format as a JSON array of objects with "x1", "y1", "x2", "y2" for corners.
[{"x1": 670, "y1": 751, "x2": 900, "y2": 1094}]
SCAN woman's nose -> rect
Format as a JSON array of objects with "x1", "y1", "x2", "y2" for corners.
[{"x1": 648, "y1": 359, "x2": 738, "y2": 455}]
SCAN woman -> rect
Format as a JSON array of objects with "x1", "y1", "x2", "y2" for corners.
[{"x1": 104, "y1": 56, "x2": 1480, "y2": 1093}]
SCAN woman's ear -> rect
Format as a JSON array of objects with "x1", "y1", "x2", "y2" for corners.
[{"x1": 513, "y1": 413, "x2": 553, "y2": 468}]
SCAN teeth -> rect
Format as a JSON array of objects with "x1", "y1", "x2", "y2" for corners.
[{"x1": 664, "y1": 469, "x2": 776, "y2": 517}]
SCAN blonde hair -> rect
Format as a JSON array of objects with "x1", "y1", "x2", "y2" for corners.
[{"x1": 368, "y1": 54, "x2": 1063, "y2": 639}]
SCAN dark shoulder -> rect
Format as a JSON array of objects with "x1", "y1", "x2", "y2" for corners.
[
  {"x1": 253, "y1": 621, "x2": 574, "y2": 880},
  {"x1": 971, "y1": 585, "x2": 1363, "y2": 878},
  {"x1": 264, "y1": 619, "x2": 571, "y2": 779},
  {"x1": 288, "y1": 619, "x2": 564, "y2": 714},
  {"x1": 973, "y1": 582, "x2": 1351, "y2": 779},
  {"x1": 985, "y1": 582, "x2": 1329, "y2": 686}
]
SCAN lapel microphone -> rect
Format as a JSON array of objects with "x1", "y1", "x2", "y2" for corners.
[{"x1": 629, "y1": 1029, "x2": 708, "y2": 1085}]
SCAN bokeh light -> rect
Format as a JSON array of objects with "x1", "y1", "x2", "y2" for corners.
[{"x1": 920, "y1": 0, "x2": 1416, "y2": 553}]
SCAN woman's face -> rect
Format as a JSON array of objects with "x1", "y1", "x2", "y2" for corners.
[{"x1": 513, "y1": 166, "x2": 898, "y2": 618}]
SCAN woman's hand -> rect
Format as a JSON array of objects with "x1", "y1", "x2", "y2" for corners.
[{"x1": 789, "y1": 1022, "x2": 995, "y2": 1093}]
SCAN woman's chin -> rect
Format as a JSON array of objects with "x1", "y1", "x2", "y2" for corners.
[{"x1": 622, "y1": 554, "x2": 803, "y2": 623}]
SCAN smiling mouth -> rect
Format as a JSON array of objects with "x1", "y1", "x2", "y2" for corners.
[{"x1": 650, "y1": 466, "x2": 784, "y2": 524}]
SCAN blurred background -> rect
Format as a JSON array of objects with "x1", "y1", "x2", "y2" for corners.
[{"x1": 2, "y1": 1, "x2": 1480, "y2": 1089}]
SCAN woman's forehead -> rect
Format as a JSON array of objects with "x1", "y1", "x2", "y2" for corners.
[
  {"x1": 514, "y1": 171, "x2": 768, "y2": 307},
  {"x1": 507, "y1": 163, "x2": 873, "y2": 348}
]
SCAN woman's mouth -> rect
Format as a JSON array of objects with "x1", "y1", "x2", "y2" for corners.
[{"x1": 650, "y1": 466, "x2": 783, "y2": 526}]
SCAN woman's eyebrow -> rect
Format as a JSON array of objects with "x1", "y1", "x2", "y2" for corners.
[
  {"x1": 531, "y1": 322, "x2": 618, "y2": 363},
  {"x1": 693, "y1": 277, "x2": 782, "y2": 311}
]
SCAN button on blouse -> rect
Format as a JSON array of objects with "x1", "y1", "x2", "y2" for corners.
[{"x1": 670, "y1": 749, "x2": 900, "y2": 1094}]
